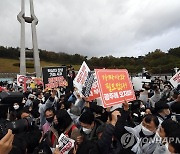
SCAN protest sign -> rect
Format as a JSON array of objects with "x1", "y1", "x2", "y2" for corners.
[
  {"x1": 170, "y1": 70, "x2": 180, "y2": 87},
  {"x1": 88, "y1": 73, "x2": 100, "y2": 101},
  {"x1": 132, "y1": 77, "x2": 151, "y2": 91},
  {"x1": 57, "y1": 133, "x2": 75, "y2": 154},
  {"x1": 73, "y1": 61, "x2": 90, "y2": 93},
  {"x1": 95, "y1": 69, "x2": 136, "y2": 108},
  {"x1": 17, "y1": 75, "x2": 26, "y2": 86},
  {"x1": 17, "y1": 75, "x2": 32, "y2": 91},
  {"x1": 42, "y1": 66, "x2": 67, "y2": 89},
  {"x1": 88, "y1": 81, "x2": 100, "y2": 101},
  {"x1": 82, "y1": 72, "x2": 95, "y2": 97}
]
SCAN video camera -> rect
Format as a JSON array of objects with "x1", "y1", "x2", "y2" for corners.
[
  {"x1": 0, "y1": 117, "x2": 33, "y2": 139},
  {"x1": 128, "y1": 100, "x2": 145, "y2": 125},
  {"x1": 142, "y1": 81, "x2": 159, "y2": 91}
]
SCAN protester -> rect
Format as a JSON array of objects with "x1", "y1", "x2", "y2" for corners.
[
  {"x1": 153, "y1": 119, "x2": 180, "y2": 154},
  {"x1": 39, "y1": 89, "x2": 57, "y2": 127},
  {"x1": 154, "y1": 100, "x2": 171, "y2": 124},
  {"x1": 45, "y1": 109, "x2": 79, "y2": 149},
  {"x1": 42, "y1": 107, "x2": 55, "y2": 134},
  {"x1": 115, "y1": 101, "x2": 160, "y2": 154},
  {"x1": 9, "y1": 102, "x2": 22, "y2": 121},
  {"x1": 170, "y1": 94, "x2": 180, "y2": 114},
  {"x1": 24, "y1": 93, "x2": 36, "y2": 107},
  {"x1": 79, "y1": 110, "x2": 104, "y2": 141},
  {"x1": 97, "y1": 111, "x2": 122, "y2": 154},
  {"x1": 0, "y1": 72, "x2": 180, "y2": 154}
]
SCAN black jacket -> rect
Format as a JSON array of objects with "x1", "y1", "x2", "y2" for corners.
[
  {"x1": 115, "y1": 110, "x2": 136, "y2": 154},
  {"x1": 97, "y1": 124, "x2": 121, "y2": 154},
  {"x1": 80, "y1": 119, "x2": 104, "y2": 141}
]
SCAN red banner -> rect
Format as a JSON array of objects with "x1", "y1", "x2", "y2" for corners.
[{"x1": 95, "y1": 69, "x2": 135, "y2": 108}]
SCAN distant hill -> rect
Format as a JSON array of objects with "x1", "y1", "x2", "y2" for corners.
[
  {"x1": 0, "y1": 46, "x2": 180, "y2": 74},
  {"x1": 0, "y1": 58, "x2": 80, "y2": 73}
]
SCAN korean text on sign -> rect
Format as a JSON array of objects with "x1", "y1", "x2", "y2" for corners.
[{"x1": 95, "y1": 69, "x2": 135, "y2": 108}]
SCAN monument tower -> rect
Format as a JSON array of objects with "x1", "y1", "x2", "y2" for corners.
[{"x1": 17, "y1": 0, "x2": 41, "y2": 77}]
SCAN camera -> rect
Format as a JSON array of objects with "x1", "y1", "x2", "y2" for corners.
[
  {"x1": 0, "y1": 117, "x2": 33, "y2": 139},
  {"x1": 129, "y1": 100, "x2": 144, "y2": 125},
  {"x1": 142, "y1": 81, "x2": 159, "y2": 91}
]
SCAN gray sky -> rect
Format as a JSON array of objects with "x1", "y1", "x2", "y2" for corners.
[{"x1": 0, "y1": 0, "x2": 180, "y2": 58}]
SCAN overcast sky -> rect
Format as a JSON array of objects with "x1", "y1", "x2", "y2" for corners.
[{"x1": 0, "y1": 0, "x2": 180, "y2": 58}]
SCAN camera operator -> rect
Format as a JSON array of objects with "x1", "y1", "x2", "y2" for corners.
[
  {"x1": 15, "y1": 108, "x2": 42, "y2": 153},
  {"x1": 0, "y1": 129, "x2": 14, "y2": 154}
]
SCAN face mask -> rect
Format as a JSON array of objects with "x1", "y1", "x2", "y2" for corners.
[
  {"x1": 46, "y1": 117, "x2": 54, "y2": 123},
  {"x1": 13, "y1": 105, "x2": 19, "y2": 110},
  {"x1": 141, "y1": 125, "x2": 155, "y2": 136},
  {"x1": 53, "y1": 122, "x2": 59, "y2": 130},
  {"x1": 82, "y1": 127, "x2": 92, "y2": 134}
]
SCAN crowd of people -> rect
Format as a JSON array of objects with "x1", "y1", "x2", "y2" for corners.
[{"x1": 0, "y1": 73, "x2": 180, "y2": 154}]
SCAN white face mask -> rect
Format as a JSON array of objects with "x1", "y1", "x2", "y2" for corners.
[
  {"x1": 13, "y1": 105, "x2": 19, "y2": 110},
  {"x1": 82, "y1": 127, "x2": 92, "y2": 134},
  {"x1": 141, "y1": 125, "x2": 155, "y2": 136}
]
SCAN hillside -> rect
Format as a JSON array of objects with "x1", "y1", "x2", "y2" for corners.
[
  {"x1": 0, "y1": 46, "x2": 180, "y2": 74},
  {"x1": 0, "y1": 58, "x2": 80, "y2": 73}
]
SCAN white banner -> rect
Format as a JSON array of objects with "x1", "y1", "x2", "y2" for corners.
[
  {"x1": 73, "y1": 61, "x2": 90, "y2": 92},
  {"x1": 170, "y1": 71, "x2": 180, "y2": 87}
]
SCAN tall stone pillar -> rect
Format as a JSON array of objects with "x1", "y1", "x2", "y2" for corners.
[
  {"x1": 17, "y1": 0, "x2": 41, "y2": 77},
  {"x1": 17, "y1": 0, "x2": 26, "y2": 75}
]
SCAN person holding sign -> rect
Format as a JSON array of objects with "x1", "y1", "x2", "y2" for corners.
[{"x1": 46, "y1": 109, "x2": 79, "y2": 150}]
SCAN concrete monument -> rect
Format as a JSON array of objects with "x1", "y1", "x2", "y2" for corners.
[{"x1": 17, "y1": 0, "x2": 41, "y2": 77}]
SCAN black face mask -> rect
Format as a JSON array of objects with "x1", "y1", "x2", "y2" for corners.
[
  {"x1": 53, "y1": 122, "x2": 59, "y2": 129},
  {"x1": 46, "y1": 116, "x2": 54, "y2": 123},
  {"x1": 53, "y1": 122, "x2": 63, "y2": 135}
]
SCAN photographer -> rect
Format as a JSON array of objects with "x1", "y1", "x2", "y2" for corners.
[{"x1": 0, "y1": 129, "x2": 14, "y2": 154}]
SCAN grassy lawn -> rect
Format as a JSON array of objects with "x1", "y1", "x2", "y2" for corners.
[{"x1": 0, "y1": 58, "x2": 80, "y2": 73}]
